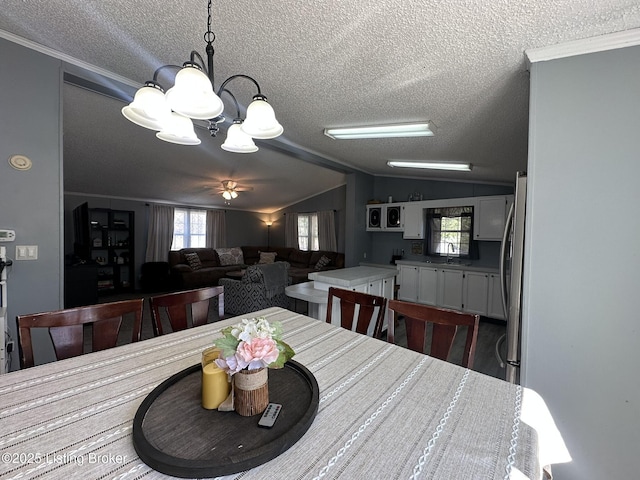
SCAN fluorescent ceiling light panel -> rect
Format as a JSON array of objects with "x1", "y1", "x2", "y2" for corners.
[
  {"x1": 387, "y1": 161, "x2": 472, "y2": 171},
  {"x1": 324, "y1": 122, "x2": 434, "y2": 139}
]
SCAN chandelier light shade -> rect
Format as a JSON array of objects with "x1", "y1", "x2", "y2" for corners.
[
  {"x1": 165, "y1": 63, "x2": 224, "y2": 119},
  {"x1": 156, "y1": 112, "x2": 201, "y2": 145},
  {"x1": 121, "y1": 82, "x2": 170, "y2": 131},
  {"x1": 221, "y1": 120, "x2": 258, "y2": 153},
  {"x1": 241, "y1": 95, "x2": 284, "y2": 139},
  {"x1": 121, "y1": 0, "x2": 283, "y2": 150}
]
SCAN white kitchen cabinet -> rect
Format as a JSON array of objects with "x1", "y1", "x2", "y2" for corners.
[
  {"x1": 382, "y1": 277, "x2": 395, "y2": 302},
  {"x1": 366, "y1": 203, "x2": 404, "y2": 232},
  {"x1": 402, "y1": 203, "x2": 425, "y2": 239},
  {"x1": 474, "y1": 195, "x2": 513, "y2": 241},
  {"x1": 366, "y1": 278, "x2": 383, "y2": 296},
  {"x1": 487, "y1": 273, "x2": 506, "y2": 320},
  {"x1": 398, "y1": 265, "x2": 419, "y2": 302},
  {"x1": 418, "y1": 267, "x2": 438, "y2": 305},
  {"x1": 437, "y1": 268, "x2": 464, "y2": 310},
  {"x1": 366, "y1": 204, "x2": 383, "y2": 231},
  {"x1": 463, "y1": 271, "x2": 489, "y2": 316}
]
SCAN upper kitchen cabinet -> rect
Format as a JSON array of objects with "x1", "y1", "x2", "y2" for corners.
[
  {"x1": 402, "y1": 203, "x2": 424, "y2": 239},
  {"x1": 366, "y1": 203, "x2": 404, "y2": 232},
  {"x1": 474, "y1": 195, "x2": 513, "y2": 241}
]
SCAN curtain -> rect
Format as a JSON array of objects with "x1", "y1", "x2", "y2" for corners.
[
  {"x1": 145, "y1": 204, "x2": 174, "y2": 262},
  {"x1": 317, "y1": 210, "x2": 337, "y2": 251},
  {"x1": 206, "y1": 209, "x2": 226, "y2": 248},
  {"x1": 285, "y1": 212, "x2": 299, "y2": 248}
]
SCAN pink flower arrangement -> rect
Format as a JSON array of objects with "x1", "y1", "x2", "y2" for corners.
[{"x1": 214, "y1": 317, "x2": 295, "y2": 376}]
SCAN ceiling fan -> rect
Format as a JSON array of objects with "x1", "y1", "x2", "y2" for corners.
[{"x1": 216, "y1": 180, "x2": 253, "y2": 200}]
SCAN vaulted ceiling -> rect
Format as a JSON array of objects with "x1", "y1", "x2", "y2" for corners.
[{"x1": 2, "y1": 1, "x2": 639, "y2": 212}]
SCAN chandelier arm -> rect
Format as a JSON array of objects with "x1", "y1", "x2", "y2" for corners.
[
  {"x1": 151, "y1": 64, "x2": 183, "y2": 84},
  {"x1": 189, "y1": 50, "x2": 209, "y2": 75},
  {"x1": 219, "y1": 88, "x2": 242, "y2": 119},
  {"x1": 217, "y1": 74, "x2": 262, "y2": 98}
]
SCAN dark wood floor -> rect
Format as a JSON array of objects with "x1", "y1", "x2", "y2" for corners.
[{"x1": 101, "y1": 292, "x2": 507, "y2": 380}]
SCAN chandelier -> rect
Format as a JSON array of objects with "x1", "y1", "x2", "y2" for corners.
[{"x1": 121, "y1": 0, "x2": 283, "y2": 152}]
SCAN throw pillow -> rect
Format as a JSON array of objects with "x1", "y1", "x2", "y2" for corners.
[
  {"x1": 183, "y1": 252, "x2": 202, "y2": 270},
  {"x1": 258, "y1": 251, "x2": 277, "y2": 264},
  {"x1": 314, "y1": 254, "x2": 332, "y2": 270},
  {"x1": 215, "y1": 247, "x2": 244, "y2": 266}
]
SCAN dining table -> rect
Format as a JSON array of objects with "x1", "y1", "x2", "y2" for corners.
[{"x1": 0, "y1": 307, "x2": 569, "y2": 479}]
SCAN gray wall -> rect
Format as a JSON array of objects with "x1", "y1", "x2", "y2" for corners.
[
  {"x1": 0, "y1": 38, "x2": 63, "y2": 369},
  {"x1": 272, "y1": 185, "x2": 347, "y2": 253},
  {"x1": 523, "y1": 45, "x2": 640, "y2": 479}
]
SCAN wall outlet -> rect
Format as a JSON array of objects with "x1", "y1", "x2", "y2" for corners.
[{"x1": 363, "y1": 252, "x2": 367, "y2": 259}]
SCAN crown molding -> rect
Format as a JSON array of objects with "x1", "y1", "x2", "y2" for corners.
[
  {"x1": 0, "y1": 28, "x2": 139, "y2": 89},
  {"x1": 525, "y1": 28, "x2": 640, "y2": 66}
]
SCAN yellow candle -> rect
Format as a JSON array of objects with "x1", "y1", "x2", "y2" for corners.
[{"x1": 202, "y1": 362, "x2": 230, "y2": 410}]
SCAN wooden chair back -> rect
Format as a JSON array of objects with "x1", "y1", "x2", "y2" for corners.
[
  {"x1": 388, "y1": 300, "x2": 480, "y2": 369},
  {"x1": 325, "y1": 287, "x2": 387, "y2": 338},
  {"x1": 17, "y1": 298, "x2": 144, "y2": 368},
  {"x1": 149, "y1": 286, "x2": 224, "y2": 336}
]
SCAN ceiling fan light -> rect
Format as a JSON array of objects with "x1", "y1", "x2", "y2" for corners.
[
  {"x1": 240, "y1": 95, "x2": 284, "y2": 139},
  {"x1": 156, "y1": 112, "x2": 201, "y2": 145},
  {"x1": 121, "y1": 82, "x2": 170, "y2": 131},
  {"x1": 231, "y1": 190, "x2": 238, "y2": 199},
  {"x1": 221, "y1": 121, "x2": 259, "y2": 153},
  {"x1": 222, "y1": 190, "x2": 232, "y2": 200},
  {"x1": 165, "y1": 64, "x2": 224, "y2": 120},
  {"x1": 387, "y1": 160, "x2": 472, "y2": 171}
]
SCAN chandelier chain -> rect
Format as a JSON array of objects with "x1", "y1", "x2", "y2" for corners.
[{"x1": 204, "y1": 0, "x2": 215, "y2": 45}]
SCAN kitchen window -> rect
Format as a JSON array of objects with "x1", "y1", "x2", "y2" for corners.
[
  {"x1": 172, "y1": 208, "x2": 206, "y2": 249},
  {"x1": 426, "y1": 206, "x2": 474, "y2": 257}
]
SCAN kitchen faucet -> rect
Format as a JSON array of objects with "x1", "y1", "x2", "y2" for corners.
[{"x1": 447, "y1": 242, "x2": 456, "y2": 264}]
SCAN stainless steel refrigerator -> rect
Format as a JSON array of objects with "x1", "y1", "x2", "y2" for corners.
[{"x1": 496, "y1": 171, "x2": 526, "y2": 384}]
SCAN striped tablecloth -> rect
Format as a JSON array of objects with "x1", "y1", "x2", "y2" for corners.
[{"x1": 0, "y1": 307, "x2": 568, "y2": 479}]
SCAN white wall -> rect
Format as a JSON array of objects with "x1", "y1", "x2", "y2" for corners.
[{"x1": 523, "y1": 43, "x2": 640, "y2": 479}]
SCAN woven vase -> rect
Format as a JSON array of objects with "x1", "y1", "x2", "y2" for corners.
[{"x1": 234, "y1": 367, "x2": 269, "y2": 416}]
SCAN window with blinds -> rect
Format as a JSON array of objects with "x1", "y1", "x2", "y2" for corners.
[{"x1": 426, "y1": 206, "x2": 474, "y2": 258}]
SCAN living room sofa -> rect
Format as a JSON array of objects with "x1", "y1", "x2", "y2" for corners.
[{"x1": 168, "y1": 245, "x2": 344, "y2": 290}]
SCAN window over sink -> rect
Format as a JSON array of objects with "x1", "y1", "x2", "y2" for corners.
[{"x1": 426, "y1": 206, "x2": 474, "y2": 258}]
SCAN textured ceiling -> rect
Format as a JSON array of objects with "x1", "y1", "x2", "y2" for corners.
[{"x1": 2, "y1": 0, "x2": 640, "y2": 212}]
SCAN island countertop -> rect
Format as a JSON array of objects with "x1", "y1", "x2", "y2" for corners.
[{"x1": 308, "y1": 265, "x2": 397, "y2": 289}]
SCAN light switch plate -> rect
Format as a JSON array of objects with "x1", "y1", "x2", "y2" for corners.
[{"x1": 15, "y1": 245, "x2": 38, "y2": 260}]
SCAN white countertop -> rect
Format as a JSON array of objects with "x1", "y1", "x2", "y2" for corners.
[
  {"x1": 395, "y1": 259, "x2": 499, "y2": 274},
  {"x1": 308, "y1": 265, "x2": 397, "y2": 288}
]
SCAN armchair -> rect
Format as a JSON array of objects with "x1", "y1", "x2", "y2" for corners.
[{"x1": 218, "y1": 262, "x2": 291, "y2": 316}]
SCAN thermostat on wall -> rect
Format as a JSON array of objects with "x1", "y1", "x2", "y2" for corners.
[{"x1": 0, "y1": 230, "x2": 16, "y2": 242}]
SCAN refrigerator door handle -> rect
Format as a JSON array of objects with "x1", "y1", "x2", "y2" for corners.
[
  {"x1": 500, "y1": 202, "x2": 515, "y2": 318},
  {"x1": 495, "y1": 333, "x2": 506, "y2": 368}
]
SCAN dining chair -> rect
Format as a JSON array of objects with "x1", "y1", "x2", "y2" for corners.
[
  {"x1": 149, "y1": 286, "x2": 224, "y2": 336},
  {"x1": 325, "y1": 287, "x2": 387, "y2": 338},
  {"x1": 17, "y1": 298, "x2": 144, "y2": 368},
  {"x1": 387, "y1": 299, "x2": 480, "y2": 369}
]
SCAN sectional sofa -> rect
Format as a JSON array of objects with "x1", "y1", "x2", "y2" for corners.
[{"x1": 168, "y1": 245, "x2": 345, "y2": 290}]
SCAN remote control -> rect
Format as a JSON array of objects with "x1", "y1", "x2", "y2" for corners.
[{"x1": 258, "y1": 403, "x2": 282, "y2": 428}]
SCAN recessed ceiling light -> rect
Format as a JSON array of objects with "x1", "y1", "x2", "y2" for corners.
[
  {"x1": 324, "y1": 122, "x2": 435, "y2": 140},
  {"x1": 387, "y1": 161, "x2": 472, "y2": 171}
]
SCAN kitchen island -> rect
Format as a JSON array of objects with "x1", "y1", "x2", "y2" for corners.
[{"x1": 286, "y1": 265, "x2": 397, "y2": 335}]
